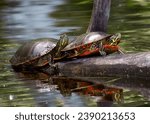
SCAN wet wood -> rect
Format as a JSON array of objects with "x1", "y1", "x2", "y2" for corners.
[
  {"x1": 57, "y1": 52, "x2": 150, "y2": 78},
  {"x1": 87, "y1": 0, "x2": 111, "y2": 32}
]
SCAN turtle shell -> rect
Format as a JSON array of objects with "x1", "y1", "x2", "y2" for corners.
[
  {"x1": 62, "y1": 32, "x2": 110, "y2": 51},
  {"x1": 10, "y1": 38, "x2": 57, "y2": 68}
]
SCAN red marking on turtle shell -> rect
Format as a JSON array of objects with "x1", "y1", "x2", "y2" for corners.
[
  {"x1": 78, "y1": 45, "x2": 119, "y2": 57},
  {"x1": 103, "y1": 45, "x2": 119, "y2": 53},
  {"x1": 79, "y1": 48, "x2": 99, "y2": 57}
]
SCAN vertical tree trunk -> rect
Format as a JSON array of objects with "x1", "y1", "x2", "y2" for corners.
[{"x1": 87, "y1": 0, "x2": 111, "y2": 33}]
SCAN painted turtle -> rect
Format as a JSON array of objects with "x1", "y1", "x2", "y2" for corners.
[
  {"x1": 10, "y1": 34, "x2": 69, "y2": 70},
  {"x1": 55, "y1": 32, "x2": 122, "y2": 60}
]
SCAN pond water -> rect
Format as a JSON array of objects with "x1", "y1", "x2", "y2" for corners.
[{"x1": 0, "y1": 0, "x2": 150, "y2": 107}]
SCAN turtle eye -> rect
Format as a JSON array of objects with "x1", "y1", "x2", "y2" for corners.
[
  {"x1": 60, "y1": 35, "x2": 63, "y2": 39},
  {"x1": 60, "y1": 34, "x2": 65, "y2": 38}
]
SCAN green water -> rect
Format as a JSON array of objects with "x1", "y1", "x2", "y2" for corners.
[{"x1": 0, "y1": 0, "x2": 150, "y2": 107}]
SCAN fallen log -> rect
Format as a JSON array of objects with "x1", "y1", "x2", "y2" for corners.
[{"x1": 57, "y1": 52, "x2": 150, "y2": 78}]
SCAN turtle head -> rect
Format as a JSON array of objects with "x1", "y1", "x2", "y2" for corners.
[
  {"x1": 54, "y1": 34, "x2": 69, "y2": 57},
  {"x1": 109, "y1": 33, "x2": 121, "y2": 46},
  {"x1": 57, "y1": 33, "x2": 69, "y2": 49}
]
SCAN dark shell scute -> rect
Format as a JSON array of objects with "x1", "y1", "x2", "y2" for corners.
[{"x1": 10, "y1": 38, "x2": 57, "y2": 65}]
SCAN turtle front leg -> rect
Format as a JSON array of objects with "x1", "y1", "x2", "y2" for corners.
[
  {"x1": 44, "y1": 55, "x2": 59, "y2": 75},
  {"x1": 49, "y1": 55, "x2": 58, "y2": 70},
  {"x1": 99, "y1": 42, "x2": 107, "y2": 56}
]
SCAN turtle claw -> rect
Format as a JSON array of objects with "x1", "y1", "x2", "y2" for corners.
[
  {"x1": 117, "y1": 48, "x2": 125, "y2": 55},
  {"x1": 99, "y1": 42, "x2": 106, "y2": 56},
  {"x1": 99, "y1": 51, "x2": 107, "y2": 56}
]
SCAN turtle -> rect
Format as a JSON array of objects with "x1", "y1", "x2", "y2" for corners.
[
  {"x1": 10, "y1": 34, "x2": 69, "y2": 71},
  {"x1": 55, "y1": 32, "x2": 123, "y2": 60}
]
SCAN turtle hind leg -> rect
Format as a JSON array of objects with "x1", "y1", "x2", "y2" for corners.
[
  {"x1": 99, "y1": 42, "x2": 107, "y2": 56},
  {"x1": 117, "y1": 47, "x2": 125, "y2": 55},
  {"x1": 44, "y1": 55, "x2": 59, "y2": 75}
]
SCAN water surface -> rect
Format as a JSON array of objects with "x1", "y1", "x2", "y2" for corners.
[{"x1": 0, "y1": 0, "x2": 150, "y2": 107}]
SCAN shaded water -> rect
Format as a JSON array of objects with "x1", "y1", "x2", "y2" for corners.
[{"x1": 0, "y1": 0, "x2": 150, "y2": 106}]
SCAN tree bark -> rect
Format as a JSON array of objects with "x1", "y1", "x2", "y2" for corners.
[
  {"x1": 87, "y1": 0, "x2": 111, "y2": 32},
  {"x1": 57, "y1": 52, "x2": 150, "y2": 79}
]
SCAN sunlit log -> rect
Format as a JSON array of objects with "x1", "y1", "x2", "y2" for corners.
[{"x1": 57, "y1": 52, "x2": 150, "y2": 78}]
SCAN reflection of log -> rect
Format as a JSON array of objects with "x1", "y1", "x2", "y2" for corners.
[
  {"x1": 113, "y1": 77, "x2": 150, "y2": 100},
  {"x1": 57, "y1": 52, "x2": 150, "y2": 78}
]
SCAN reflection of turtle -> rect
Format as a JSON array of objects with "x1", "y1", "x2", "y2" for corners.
[
  {"x1": 102, "y1": 88, "x2": 123, "y2": 104},
  {"x1": 10, "y1": 34, "x2": 69, "y2": 70},
  {"x1": 55, "y1": 32, "x2": 123, "y2": 60}
]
